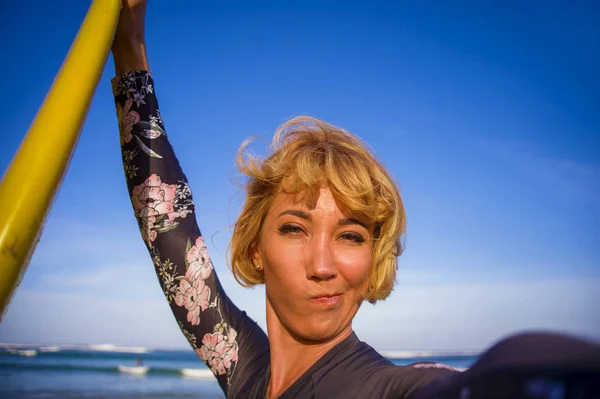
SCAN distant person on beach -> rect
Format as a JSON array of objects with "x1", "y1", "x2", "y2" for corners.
[{"x1": 110, "y1": 1, "x2": 599, "y2": 398}]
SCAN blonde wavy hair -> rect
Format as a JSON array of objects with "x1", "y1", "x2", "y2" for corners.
[{"x1": 228, "y1": 116, "x2": 405, "y2": 303}]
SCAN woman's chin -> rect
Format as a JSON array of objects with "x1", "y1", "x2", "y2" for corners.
[{"x1": 289, "y1": 319, "x2": 350, "y2": 343}]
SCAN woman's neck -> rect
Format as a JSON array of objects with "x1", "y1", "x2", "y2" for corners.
[{"x1": 265, "y1": 300, "x2": 353, "y2": 399}]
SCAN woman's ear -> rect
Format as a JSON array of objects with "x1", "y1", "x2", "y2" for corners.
[{"x1": 252, "y1": 249, "x2": 263, "y2": 271}]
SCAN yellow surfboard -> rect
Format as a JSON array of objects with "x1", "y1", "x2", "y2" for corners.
[{"x1": 0, "y1": 0, "x2": 122, "y2": 319}]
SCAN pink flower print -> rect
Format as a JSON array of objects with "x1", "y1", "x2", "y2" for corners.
[
  {"x1": 162, "y1": 218, "x2": 175, "y2": 228},
  {"x1": 186, "y1": 236, "x2": 213, "y2": 281},
  {"x1": 167, "y1": 209, "x2": 192, "y2": 222},
  {"x1": 141, "y1": 216, "x2": 157, "y2": 247},
  {"x1": 174, "y1": 278, "x2": 211, "y2": 326},
  {"x1": 117, "y1": 98, "x2": 140, "y2": 145},
  {"x1": 226, "y1": 328, "x2": 238, "y2": 346},
  {"x1": 196, "y1": 328, "x2": 239, "y2": 376},
  {"x1": 131, "y1": 174, "x2": 177, "y2": 218},
  {"x1": 144, "y1": 127, "x2": 162, "y2": 139}
]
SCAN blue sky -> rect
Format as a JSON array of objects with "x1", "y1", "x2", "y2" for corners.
[{"x1": 0, "y1": 1, "x2": 598, "y2": 351}]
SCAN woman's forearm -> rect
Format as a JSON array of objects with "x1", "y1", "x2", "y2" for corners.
[
  {"x1": 112, "y1": 41, "x2": 149, "y2": 76},
  {"x1": 111, "y1": 1, "x2": 149, "y2": 76}
]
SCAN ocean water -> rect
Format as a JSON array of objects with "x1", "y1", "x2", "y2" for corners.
[{"x1": 0, "y1": 346, "x2": 478, "y2": 399}]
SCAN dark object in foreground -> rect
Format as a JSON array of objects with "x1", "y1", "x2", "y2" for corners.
[{"x1": 409, "y1": 332, "x2": 600, "y2": 399}]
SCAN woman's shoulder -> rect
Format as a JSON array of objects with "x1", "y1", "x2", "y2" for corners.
[
  {"x1": 356, "y1": 343, "x2": 459, "y2": 397},
  {"x1": 378, "y1": 361, "x2": 459, "y2": 398},
  {"x1": 311, "y1": 335, "x2": 458, "y2": 398}
]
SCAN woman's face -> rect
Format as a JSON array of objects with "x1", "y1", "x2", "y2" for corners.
[{"x1": 254, "y1": 187, "x2": 373, "y2": 342}]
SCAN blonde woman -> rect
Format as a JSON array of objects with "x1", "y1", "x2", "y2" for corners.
[{"x1": 111, "y1": 1, "x2": 458, "y2": 398}]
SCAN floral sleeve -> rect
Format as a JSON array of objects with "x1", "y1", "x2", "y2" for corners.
[{"x1": 112, "y1": 71, "x2": 269, "y2": 397}]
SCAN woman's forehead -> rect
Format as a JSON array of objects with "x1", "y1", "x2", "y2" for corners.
[
  {"x1": 269, "y1": 187, "x2": 371, "y2": 227},
  {"x1": 271, "y1": 187, "x2": 337, "y2": 212}
]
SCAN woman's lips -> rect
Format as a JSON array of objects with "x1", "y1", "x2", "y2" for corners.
[{"x1": 310, "y1": 294, "x2": 342, "y2": 307}]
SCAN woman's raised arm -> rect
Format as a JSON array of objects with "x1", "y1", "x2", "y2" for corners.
[{"x1": 110, "y1": 2, "x2": 269, "y2": 396}]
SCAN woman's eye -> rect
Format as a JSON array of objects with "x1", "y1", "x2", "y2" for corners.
[
  {"x1": 278, "y1": 224, "x2": 304, "y2": 235},
  {"x1": 340, "y1": 232, "x2": 365, "y2": 243}
]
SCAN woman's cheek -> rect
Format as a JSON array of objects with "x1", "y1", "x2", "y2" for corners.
[
  {"x1": 335, "y1": 250, "x2": 371, "y2": 286},
  {"x1": 263, "y1": 241, "x2": 308, "y2": 292}
]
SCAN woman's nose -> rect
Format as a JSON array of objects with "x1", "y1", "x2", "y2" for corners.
[{"x1": 306, "y1": 235, "x2": 337, "y2": 281}]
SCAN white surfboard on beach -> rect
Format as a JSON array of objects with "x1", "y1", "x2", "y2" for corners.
[
  {"x1": 117, "y1": 365, "x2": 149, "y2": 375},
  {"x1": 180, "y1": 368, "x2": 214, "y2": 379}
]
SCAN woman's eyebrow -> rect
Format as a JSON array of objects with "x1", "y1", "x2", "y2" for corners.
[
  {"x1": 278, "y1": 211, "x2": 367, "y2": 229},
  {"x1": 338, "y1": 218, "x2": 368, "y2": 229},
  {"x1": 278, "y1": 210, "x2": 311, "y2": 220}
]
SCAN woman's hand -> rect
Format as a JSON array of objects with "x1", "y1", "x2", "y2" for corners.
[{"x1": 112, "y1": 0, "x2": 149, "y2": 76}]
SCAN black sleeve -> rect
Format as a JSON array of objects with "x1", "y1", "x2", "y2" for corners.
[
  {"x1": 391, "y1": 362, "x2": 459, "y2": 398},
  {"x1": 112, "y1": 70, "x2": 269, "y2": 396}
]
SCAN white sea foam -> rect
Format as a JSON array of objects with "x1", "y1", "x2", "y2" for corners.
[
  {"x1": 88, "y1": 344, "x2": 149, "y2": 354},
  {"x1": 7, "y1": 349, "x2": 38, "y2": 357},
  {"x1": 39, "y1": 346, "x2": 61, "y2": 352},
  {"x1": 180, "y1": 368, "x2": 214, "y2": 379}
]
